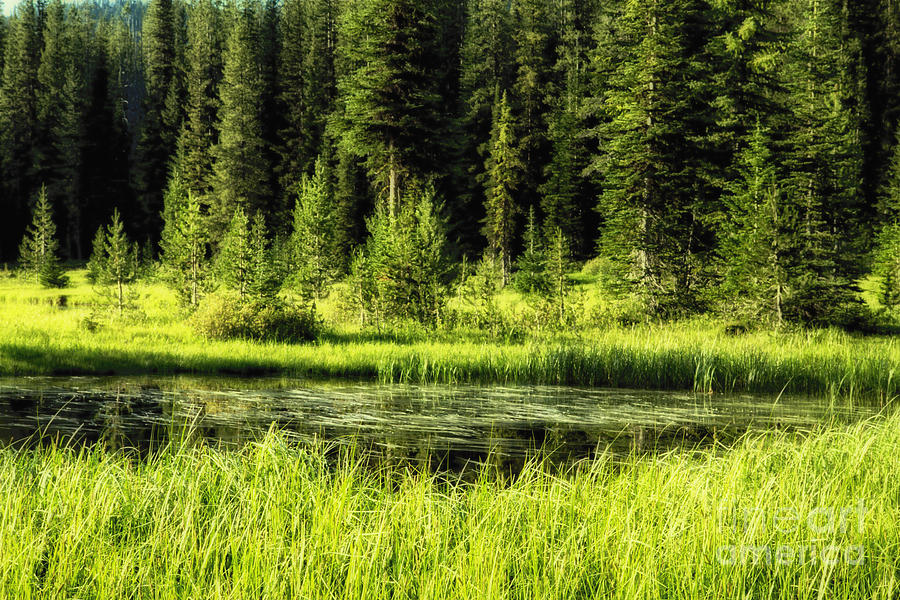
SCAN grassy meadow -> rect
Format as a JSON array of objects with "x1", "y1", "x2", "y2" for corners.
[
  {"x1": 0, "y1": 268, "x2": 899, "y2": 399},
  {"x1": 0, "y1": 416, "x2": 898, "y2": 599}
]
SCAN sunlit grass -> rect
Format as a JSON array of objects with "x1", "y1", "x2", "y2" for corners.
[
  {"x1": 0, "y1": 416, "x2": 898, "y2": 598},
  {"x1": 1, "y1": 271, "x2": 900, "y2": 399}
]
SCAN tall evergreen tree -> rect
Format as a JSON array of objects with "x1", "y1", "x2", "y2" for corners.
[
  {"x1": 36, "y1": 0, "x2": 85, "y2": 258},
  {"x1": 175, "y1": 0, "x2": 221, "y2": 204},
  {"x1": 719, "y1": 123, "x2": 788, "y2": 324},
  {"x1": 483, "y1": 92, "x2": 522, "y2": 285},
  {"x1": 133, "y1": 0, "x2": 178, "y2": 238},
  {"x1": 511, "y1": 0, "x2": 555, "y2": 216},
  {"x1": 338, "y1": 0, "x2": 449, "y2": 215},
  {"x1": 458, "y1": 0, "x2": 516, "y2": 245},
  {"x1": 0, "y1": 0, "x2": 41, "y2": 260},
  {"x1": 592, "y1": 0, "x2": 714, "y2": 316},
  {"x1": 780, "y1": 0, "x2": 865, "y2": 323},
  {"x1": 278, "y1": 0, "x2": 335, "y2": 215},
  {"x1": 210, "y1": 4, "x2": 271, "y2": 237}
]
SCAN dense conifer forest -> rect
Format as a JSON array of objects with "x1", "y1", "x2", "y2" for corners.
[{"x1": 3, "y1": 0, "x2": 900, "y2": 326}]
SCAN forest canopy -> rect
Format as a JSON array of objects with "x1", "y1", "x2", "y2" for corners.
[{"x1": 1, "y1": 0, "x2": 899, "y2": 325}]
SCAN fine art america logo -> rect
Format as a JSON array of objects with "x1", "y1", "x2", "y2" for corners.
[{"x1": 716, "y1": 500, "x2": 867, "y2": 566}]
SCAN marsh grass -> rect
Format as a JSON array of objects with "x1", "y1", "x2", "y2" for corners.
[
  {"x1": 1, "y1": 417, "x2": 899, "y2": 599},
  {"x1": 2, "y1": 271, "x2": 900, "y2": 399}
]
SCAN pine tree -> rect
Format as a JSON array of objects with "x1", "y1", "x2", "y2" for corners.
[
  {"x1": 291, "y1": 157, "x2": 335, "y2": 303},
  {"x1": 80, "y1": 24, "x2": 133, "y2": 260},
  {"x1": 210, "y1": 5, "x2": 271, "y2": 237},
  {"x1": 511, "y1": 0, "x2": 555, "y2": 216},
  {"x1": 36, "y1": 0, "x2": 87, "y2": 259},
  {"x1": 540, "y1": 106, "x2": 586, "y2": 252},
  {"x1": 175, "y1": 0, "x2": 221, "y2": 203},
  {"x1": 133, "y1": 0, "x2": 178, "y2": 237},
  {"x1": 780, "y1": 0, "x2": 865, "y2": 324},
  {"x1": 0, "y1": 0, "x2": 41, "y2": 260},
  {"x1": 458, "y1": 0, "x2": 516, "y2": 242},
  {"x1": 355, "y1": 183, "x2": 450, "y2": 325},
  {"x1": 592, "y1": 0, "x2": 714, "y2": 316},
  {"x1": 247, "y1": 211, "x2": 279, "y2": 300},
  {"x1": 97, "y1": 208, "x2": 137, "y2": 314},
  {"x1": 85, "y1": 225, "x2": 106, "y2": 284},
  {"x1": 160, "y1": 172, "x2": 210, "y2": 307},
  {"x1": 483, "y1": 92, "x2": 522, "y2": 285},
  {"x1": 719, "y1": 122, "x2": 788, "y2": 324},
  {"x1": 874, "y1": 123, "x2": 900, "y2": 313},
  {"x1": 545, "y1": 227, "x2": 574, "y2": 324},
  {"x1": 410, "y1": 185, "x2": 451, "y2": 324},
  {"x1": 874, "y1": 220, "x2": 900, "y2": 313},
  {"x1": 18, "y1": 184, "x2": 68, "y2": 288},
  {"x1": 216, "y1": 206, "x2": 253, "y2": 299},
  {"x1": 278, "y1": 0, "x2": 335, "y2": 211},
  {"x1": 513, "y1": 207, "x2": 549, "y2": 295},
  {"x1": 338, "y1": 0, "x2": 448, "y2": 215}
]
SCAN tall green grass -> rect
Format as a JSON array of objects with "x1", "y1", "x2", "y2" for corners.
[
  {"x1": 2, "y1": 272, "x2": 900, "y2": 398},
  {"x1": 1, "y1": 417, "x2": 899, "y2": 598}
]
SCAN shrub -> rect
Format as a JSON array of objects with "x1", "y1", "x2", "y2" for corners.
[{"x1": 191, "y1": 294, "x2": 318, "y2": 343}]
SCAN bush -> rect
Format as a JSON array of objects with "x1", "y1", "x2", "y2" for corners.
[{"x1": 191, "y1": 294, "x2": 318, "y2": 343}]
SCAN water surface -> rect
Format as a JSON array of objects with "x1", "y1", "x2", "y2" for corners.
[{"x1": 0, "y1": 376, "x2": 884, "y2": 471}]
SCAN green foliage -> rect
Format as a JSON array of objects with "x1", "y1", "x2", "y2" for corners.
[
  {"x1": 338, "y1": 0, "x2": 450, "y2": 211},
  {"x1": 18, "y1": 185, "x2": 68, "y2": 288},
  {"x1": 513, "y1": 207, "x2": 549, "y2": 296},
  {"x1": 718, "y1": 123, "x2": 788, "y2": 324},
  {"x1": 291, "y1": 156, "x2": 336, "y2": 303},
  {"x1": 85, "y1": 226, "x2": 106, "y2": 285},
  {"x1": 483, "y1": 91, "x2": 522, "y2": 285},
  {"x1": 191, "y1": 293, "x2": 317, "y2": 342},
  {"x1": 95, "y1": 208, "x2": 137, "y2": 314},
  {"x1": 210, "y1": 5, "x2": 271, "y2": 236},
  {"x1": 160, "y1": 173, "x2": 211, "y2": 308},
  {"x1": 351, "y1": 184, "x2": 451, "y2": 327}
]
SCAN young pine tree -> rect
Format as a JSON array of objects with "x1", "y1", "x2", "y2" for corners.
[
  {"x1": 97, "y1": 209, "x2": 137, "y2": 314},
  {"x1": 160, "y1": 174, "x2": 210, "y2": 308},
  {"x1": 216, "y1": 207, "x2": 277, "y2": 301},
  {"x1": 210, "y1": 6, "x2": 272, "y2": 237},
  {"x1": 355, "y1": 183, "x2": 451, "y2": 326},
  {"x1": 291, "y1": 157, "x2": 335, "y2": 303},
  {"x1": 545, "y1": 227, "x2": 574, "y2": 325},
  {"x1": 514, "y1": 206, "x2": 549, "y2": 295},
  {"x1": 85, "y1": 225, "x2": 106, "y2": 284},
  {"x1": 247, "y1": 211, "x2": 279, "y2": 300},
  {"x1": 483, "y1": 92, "x2": 522, "y2": 286},
  {"x1": 216, "y1": 206, "x2": 253, "y2": 299},
  {"x1": 19, "y1": 184, "x2": 68, "y2": 288}
]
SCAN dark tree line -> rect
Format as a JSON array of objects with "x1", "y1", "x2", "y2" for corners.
[{"x1": 4, "y1": 0, "x2": 900, "y2": 325}]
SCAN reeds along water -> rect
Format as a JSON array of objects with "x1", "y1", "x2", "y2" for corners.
[{"x1": 0, "y1": 416, "x2": 898, "y2": 598}]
